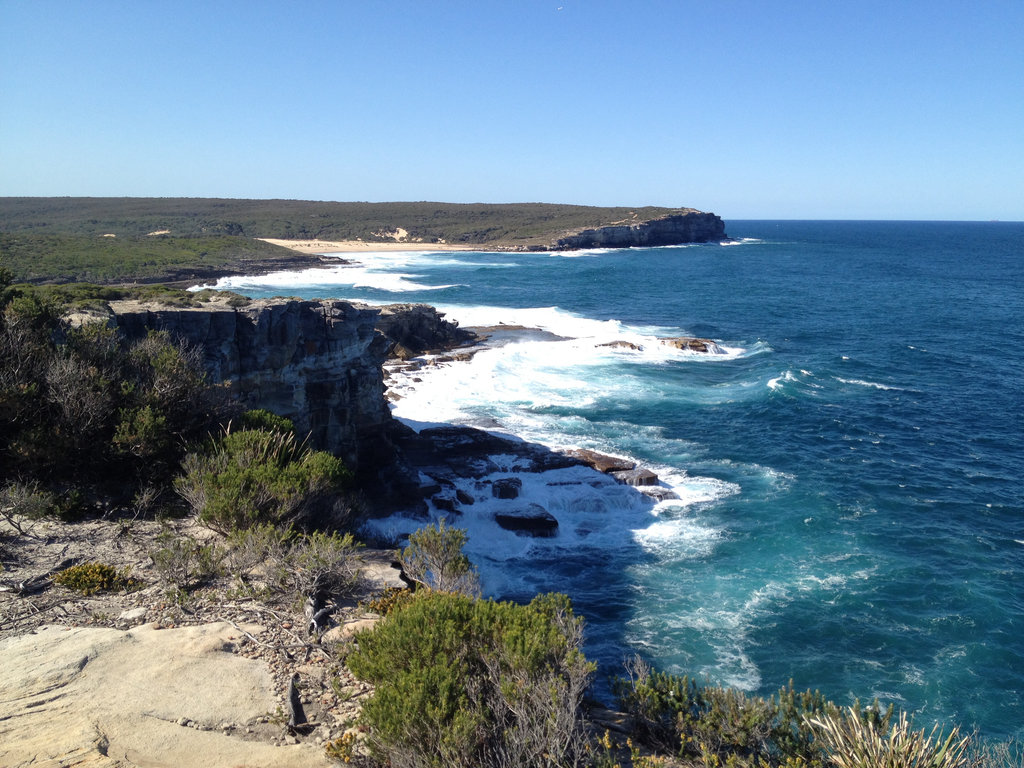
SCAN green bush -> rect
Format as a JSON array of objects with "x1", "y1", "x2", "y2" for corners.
[
  {"x1": 53, "y1": 562, "x2": 139, "y2": 595},
  {"x1": 227, "y1": 523, "x2": 362, "y2": 600},
  {"x1": 235, "y1": 408, "x2": 294, "y2": 435},
  {"x1": 149, "y1": 530, "x2": 225, "y2": 593},
  {"x1": 0, "y1": 481, "x2": 57, "y2": 533},
  {"x1": 1, "y1": 304, "x2": 220, "y2": 497},
  {"x1": 174, "y1": 428, "x2": 351, "y2": 533},
  {"x1": 360, "y1": 585, "x2": 414, "y2": 617},
  {"x1": 347, "y1": 589, "x2": 594, "y2": 768},
  {"x1": 614, "y1": 658, "x2": 892, "y2": 767},
  {"x1": 399, "y1": 517, "x2": 479, "y2": 595}
]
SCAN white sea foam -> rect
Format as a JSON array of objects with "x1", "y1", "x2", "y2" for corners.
[
  {"x1": 767, "y1": 370, "x2": 798, "y2": 391},
  {"x1": 192, "y1": 251, "x2": 470, "y2": 293},
  {"x1": 834, "y1": 377, "x2": 903, "y2": 391}
]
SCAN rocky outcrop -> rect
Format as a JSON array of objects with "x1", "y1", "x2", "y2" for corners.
[
  {"x1": 554, "y1": 211, "x2": 727, "y2": 250},
  {"x1": 111, "y1": 298, "x2": 390, "y2": 474},
  {"x1": 660, "y1": 336, "x2": 726, "y2": 354},
  {"x1": 565, "y1": 449, "x2": 636, "y2": 474},
  {"x1": 108, "y1": 298, "x2": 469, "y2": 484},
  {"x1": 375, "y1": 303, "x2": 476, "y2": 360}
]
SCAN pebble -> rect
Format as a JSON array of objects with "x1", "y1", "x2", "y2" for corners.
[{"x1": 117, "y1": 606, "x2": 148, "y2": 623}]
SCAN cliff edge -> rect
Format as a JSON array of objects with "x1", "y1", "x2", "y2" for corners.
[
  {"x1": 554, "y1": 211, "x2": 727, "y2": 250},
  {"x1": 107, "y1": 298, "x2": 469, "y2": 490}
]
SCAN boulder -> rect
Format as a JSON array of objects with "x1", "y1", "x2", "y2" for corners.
[
  {"x1": 637, "y1": 486, "x2": 680, "y2": 502},
  {"x1": 492, "y1": 477, "x2": 523, "y2": 499},
  {"x1": 322, "y1": 617, "x2": 379, "y2": 645},
  {"x1": 432, "y1": 495, "x2": 458, "y2": 513},
  {"x1": 610, "y1": 468, "x2": 659, "y2": 487},
  {"x1": 495, "y1": 505, "x2": 559, "y2": 537},
  {"x1": 375, "y1": 303, "x2": 476, "y2": 358}
]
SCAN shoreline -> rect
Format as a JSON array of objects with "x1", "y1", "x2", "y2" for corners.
[{"x1": 259, "y1": 237, "x2": 493, "y2": 254}]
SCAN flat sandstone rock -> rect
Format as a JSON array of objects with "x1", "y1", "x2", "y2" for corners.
[{"x1": 0, "y1": 621, "x2": 333, "y2": 768}]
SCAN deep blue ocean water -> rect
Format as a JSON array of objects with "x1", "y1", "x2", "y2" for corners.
[{"x1": 207, "y1": 221, "x2": 1024, "y2": 739}]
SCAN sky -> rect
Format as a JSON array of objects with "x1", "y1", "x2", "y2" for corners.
[{"x1": 1, "y1": 1, "x2": 1022, "y2": 220}]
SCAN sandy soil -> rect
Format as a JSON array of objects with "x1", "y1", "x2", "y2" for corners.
[{"x1": 260, "y1": 238, "x2": 487, "y2": 254}]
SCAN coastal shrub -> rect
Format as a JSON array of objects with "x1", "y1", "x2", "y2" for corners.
[
  {"x1": 399, "y1": 517, "x2": 480, "y2": 595},
  {"x1": 225, "y1": 523, "x2": 362, "y2": 606},
  {"x1": 614, "y1": 657, "x2": 890, "y2": 767},
  {"x1": 225, "y1": 522, "x2": 297, "y2": 581},
  {"x1": 174, "y1": 427, "x2": 351, "y2": 533},
  {"x1": 149, "y1": 530, "x2": 225, "y2": 593},
  {"x1": 809, "y1": 708, "x2": 971, "y2": 768},
  {"x1": 0, "y1": 300, "x2": 221, "y2": 500},
  {"x1": 0, "y1": 481, "x2": 57, "y2": 534},
  {"x1": 360, "y1": 585, "x2": 414, "y2": 617},
  {"x1": 53, "y1": 561, "x2": 139, "y2": 595},
  {"x1": 235, "y1": 408, "x2": 294, "y2": 435},
  {"x1": 347, "y1": 589, "x2": 594, "y2": 768},
  {"x1": 287, "y1": 529, "x2": 362, "y2": 600}
]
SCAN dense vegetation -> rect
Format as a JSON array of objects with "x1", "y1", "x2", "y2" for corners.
[
  {"x1": 0, "y1": 279, "x2": 224, "y2": 508},
  {"x1": 0, "y1": 231, "x2": 315, "y2": 284},
  {"x1": 175, "y1": 425, "x2": 352, "y2": 533},
  {"x1": 348, "y1": 588, "x2": 593, "y2": 768},
  {"x1": 0, "y1": 197, "x2": 695, "y2": 247}
]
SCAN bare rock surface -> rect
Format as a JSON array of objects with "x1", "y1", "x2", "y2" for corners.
[
  {"x1": 0, "y1": 516, "x2": 401, "y2": 766},
  {"x1": 0, "y1": 621, "x2": 333, "y2": 768}
]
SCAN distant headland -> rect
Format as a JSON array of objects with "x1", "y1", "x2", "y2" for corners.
[{"x1": 0, "y1": 198, "x2": 728, "y2": 284}]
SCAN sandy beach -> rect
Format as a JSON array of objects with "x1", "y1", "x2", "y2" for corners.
[{"x1": 260, "y1": 237, "x2": 487, "y2": 254}]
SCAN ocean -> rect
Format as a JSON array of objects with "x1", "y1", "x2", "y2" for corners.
[{"x1": 203, "y1": 220, "x2": 1024, "y2": 740}]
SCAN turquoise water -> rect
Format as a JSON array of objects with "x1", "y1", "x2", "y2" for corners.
[{"x1": 206, "y1": 221, "x2": 1024, "y2": 739}]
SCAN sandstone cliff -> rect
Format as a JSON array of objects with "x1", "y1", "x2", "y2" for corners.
[
  {"x1": 554, "y1": 211, "x2": 726, "y2": 250},
  {"x1": 108, "y1": 298, "x2": 466, "y2": 482}
]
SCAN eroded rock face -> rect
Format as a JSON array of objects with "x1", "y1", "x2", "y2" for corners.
[
  {"x1": 110, "y1": 298, "x2": 392, "y2": 475},
  {"x1": 555, "y1": 212, "x2": 727, "y2": 250}
]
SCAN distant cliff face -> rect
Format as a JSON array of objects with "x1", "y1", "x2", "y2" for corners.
[
  {"x1": 108, "y1": 298, "x2": 466, "y2": 479},
  {"x1": 554, "y1": 211, "x2": 727, "y2": 250}
]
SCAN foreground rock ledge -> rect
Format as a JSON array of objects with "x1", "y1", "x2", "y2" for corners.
[{"x1": 0, "y1": 621, "x2": 333, "y2": 768}]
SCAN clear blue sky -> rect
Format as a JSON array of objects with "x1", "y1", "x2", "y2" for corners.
[{"x1": 2, "y1": 0, "x2": 1022, "y2": 220}]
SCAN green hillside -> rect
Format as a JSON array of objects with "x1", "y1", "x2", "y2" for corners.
[
  {"x1": 0, "y1": 197, "x2": 702, "y2": 284},
  {"x1": 0, "y1": 232, "x2": 318, "y2": 284},
  {"x1": 0, "y1": 197, "x2": 693, "y2": 245}
]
